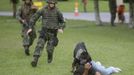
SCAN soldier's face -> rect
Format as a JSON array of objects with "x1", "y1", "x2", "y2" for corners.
[
  {"x1": 49, "y1": 3, "x2": 55, "y2": 8},
  {"x1": 25, "y1": 0, "x2": 31, "y2": 4}
]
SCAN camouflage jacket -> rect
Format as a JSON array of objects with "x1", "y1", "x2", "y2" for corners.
[
  {"x1": 16, "y1": 3, "x2": 37, "y2": 23},
  {"x1": 29, "y1": 5, "x2": 65, "y2": 29}
]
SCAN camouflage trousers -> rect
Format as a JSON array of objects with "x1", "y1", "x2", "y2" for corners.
[
  {"x1": 33, "y1": 27, "x2": 58, "y2": 57},
  {"x1": 21, "y1": 25, "x2": 36, "y2": 48}
]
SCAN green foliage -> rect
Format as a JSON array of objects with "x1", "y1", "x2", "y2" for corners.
[
  {"x1": 124, "y1": 0, "x2": 129, "y2": 3},
  {"x1": 0, "y1": 0, "x2": 129, "y2": 12},
  {"x1": 124, "y1": 0, "x2": 134, "y2": 3},
  {"x1": 58, "y1": 0, "x2": 68, "y2": 1},
  {"x1": 0, "y1": 17, "x2": 134, "y2": 75},
  {"x1": 57, "y1": 0, "x2": 110, "y2": 12}
]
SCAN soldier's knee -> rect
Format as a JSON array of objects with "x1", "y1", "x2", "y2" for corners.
[
  {"x1": 46, "y1": 42, "x2": 55, "y2": 53},
  {"x1": 47, "y1": 37, "x2": 59, "y2": 47},
  {"x1": 46, "y1": 44, "x2": 54, "y2": 54},
  {"x1": 47, "y1": 49, "x2": 54, "y2": 54},
  {"x1": 46, "y1": 44, "x2": 54, "y2": 51},
  {"x1": 37, "y1": 38, "x2": 45, "y2": 48}
]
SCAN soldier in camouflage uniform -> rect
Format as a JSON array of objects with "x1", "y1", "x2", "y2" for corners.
[
  {"x1": 16, "y1": 0, "x2": 37, "y2": 55},
  {"x1": 27, "y1": 0, "x2": 65, "y2": 67},
  {"x1": 109, "y1": 0, "x2": 117, "y2": 26}
]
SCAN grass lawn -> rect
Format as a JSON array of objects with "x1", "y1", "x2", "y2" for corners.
[
  {"x1": 0, "y1": 0, "x2": 129, "y2": 12},
  {"x1": 0, "y1": 16, "x2": 134, "y2": 75}
]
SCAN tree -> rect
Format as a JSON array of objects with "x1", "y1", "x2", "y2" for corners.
[
  {"x1": 93, "y1": 0, "x2": 102, "y2": 25},
  {"x1": 82, "y1": 0, "x2": 88, "y2": 12},
  {"x1": 108, "y1": 0, "x2": 117, "y2": 26},
  {"x1": 123, "y1": 0, "x2": 134, "y2": 28},
  {"x1": 10, "y1": 0, "x2": 19, "y2": 18}
]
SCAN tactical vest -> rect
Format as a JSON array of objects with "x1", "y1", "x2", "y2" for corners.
[{"x1": 41, "y1": 7, "x2": 60, "y2": 29}]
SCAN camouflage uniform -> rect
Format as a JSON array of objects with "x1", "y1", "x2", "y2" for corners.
[
  {"x1": 30, "y1": 0, "x2": 65, "y2": 67},
  {"x1": 109, "y1": 0, "x2": 117, "y2": 26},
  {"x1": 16, "y1": 0, "x2": 37, "y2": 55}
]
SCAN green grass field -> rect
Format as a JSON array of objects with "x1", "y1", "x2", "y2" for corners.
[
  {"x1": 0, "y1": 0, "x2": 129, "y2": 12},
  {"x1": 0, "y1": 16, "x2": 134, "y2": 75}
]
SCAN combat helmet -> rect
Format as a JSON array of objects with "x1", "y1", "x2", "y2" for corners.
[
  {"x1": 46, "y1": 0, "x2": 57, "y2": 4},
  {"x1": 22, "y1": 0, "x2": 32, "y2": 2}
]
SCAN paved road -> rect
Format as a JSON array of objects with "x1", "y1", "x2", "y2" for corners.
[
  {"x1": 0, "y1": 11, "x2": 129, "y2": 23},
  {"x1": 63, "y1": 12, "x2": 129, "y2": 23}
]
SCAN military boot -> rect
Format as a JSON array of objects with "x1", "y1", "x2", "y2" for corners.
[
  {"x1": 25, "y1": 49, "x2": 30, "y2": 55},
  {"x1": 31, "y1": 55, "x2": 39, "y2": 67},
  {"x1": 24, "y1": 45, "x2": 30, "y2": 56},
  {"x1": 47, "y1": 53, "x2": 53, "y2": 63}
]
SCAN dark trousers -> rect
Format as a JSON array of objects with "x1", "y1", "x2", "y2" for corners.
[{"x1": 33, "y1": 27, "x2": 58, "y2": 57}]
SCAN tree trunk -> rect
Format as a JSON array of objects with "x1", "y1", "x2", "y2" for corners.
[
  {"x1": 13, "y1": 3, "x2": 17, "y2": 18},
  {"x1": 128, "y1": 0, "x2": 134, "y2": 28},
  {"x1": 108, "y1": 0, "x2": 117, "y2": 26},
  {"x1": 83, "y1": 4, "x2": 87, "y2": 12},
  {"x1": 94, "y1": 0, "x2": 102, "y2": 25},
  {"x1": 10, "y1": 0, "x2": 19, "y2": 18}
]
